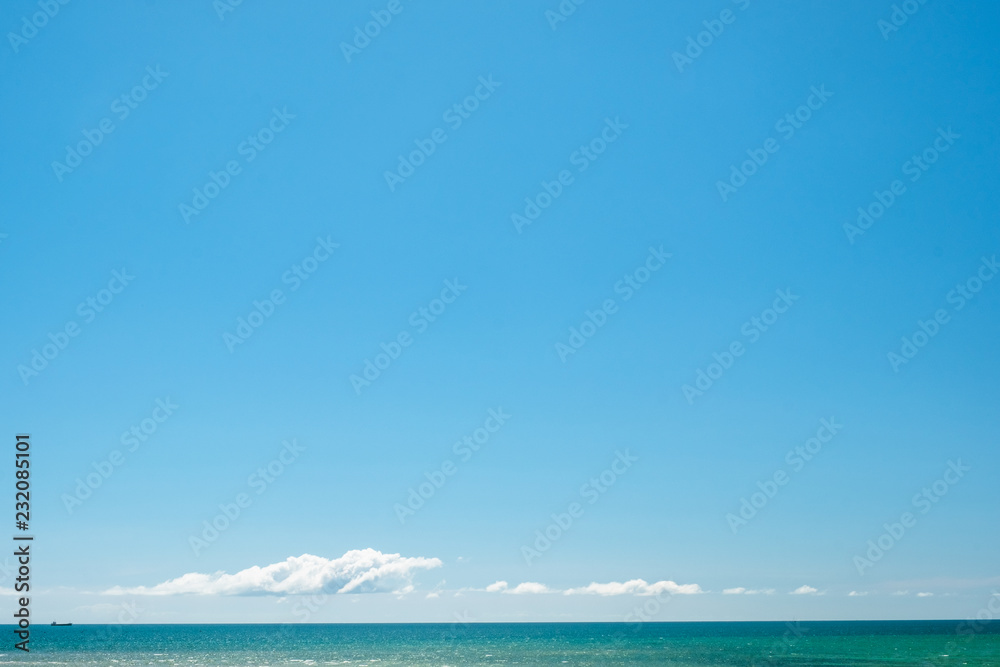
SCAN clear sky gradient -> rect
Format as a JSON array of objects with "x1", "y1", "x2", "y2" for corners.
[{"x1": 1, "y1": 0, "x2": 998, "y2": 622}]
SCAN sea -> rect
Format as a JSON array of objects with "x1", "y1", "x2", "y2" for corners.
[{"x1": 7, "y1": 621, "x2": 1000, "y2": 666}]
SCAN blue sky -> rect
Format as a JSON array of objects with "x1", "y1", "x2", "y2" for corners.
[{"x1": 1, "y1": 0, "x2": 999, "y2": 623}]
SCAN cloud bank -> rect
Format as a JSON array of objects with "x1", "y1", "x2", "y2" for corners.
[
  {"x1": 565, "y1": 579, "x2": 702, "y2": 596},
  {"x1": 105, "y1": 549, "x2": 442, "y2": 596},
  {"x1": 484, "y1": 579, "x2": 702, "y2": 596}
]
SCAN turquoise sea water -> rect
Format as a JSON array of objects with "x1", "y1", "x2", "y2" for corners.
[{"x1": 6, "y1": 621, "x2": 999, "y2": 666}]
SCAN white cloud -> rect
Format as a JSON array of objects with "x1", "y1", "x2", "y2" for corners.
[
  {"x1": 790, "y1": 585, "x2": 818, "y2": 595},
  {"x1": 483, "y1": 579, "x2": 703, "y2": 597},
  {"x1": 722, "y1": 587, "x2": 774, "y2": 595},
  {"x1": 564, "y1": 579, "x2": 702, "y2": 597},
  {"x1": 505, "y1": 582, "x2": 553, "y2": 595},
  {"x1": 104, "y1": 550, "x2": 442, "y2": 596},
  {"x1": 917, "y1": 592, "x2": 934, "y2": 597},
  {"x1": 891, "y1": 590, "x2": 909, "y2": 596},
  {"x1": 848, "y1": 591, "x2": 868, "y2": 597}
]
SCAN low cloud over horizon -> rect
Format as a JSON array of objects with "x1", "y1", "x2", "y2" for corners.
[
  {"x1": 486, "y1": 579, "x2": 703, "y2": 596},
  {"x1": 104, "y1": 558, "x2": 944, "y2": 603},
  {"x1": 104, "y1": 550, "x2": 442, "y2": 596},
  {"x1": 722, "y1": 587, "x2": 776, "y2": 595}
]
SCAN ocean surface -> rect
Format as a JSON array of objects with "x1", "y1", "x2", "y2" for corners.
[{"x1": 6, "y1": 621, "x2": 1000, "y2": 666}]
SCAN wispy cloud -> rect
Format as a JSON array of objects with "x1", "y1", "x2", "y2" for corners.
[
  {"x1": 104, "y1": 550, "x2": 442, "y2": 596},
  {"x1": 848, "y1": 591, "x2": 868, "y2": 597},
  {"x1": 790, "y1": 585, "x2": 818, "y2": 595},
  {"x1": 483, "y1": 579, "x2": 701, "y2": 596},
  {"x1": 723, "y1": 587, "x2": 775, "y2": 595},
  {"x1": 565, "y1": 579, "x2": 702, "y2": 596}
]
